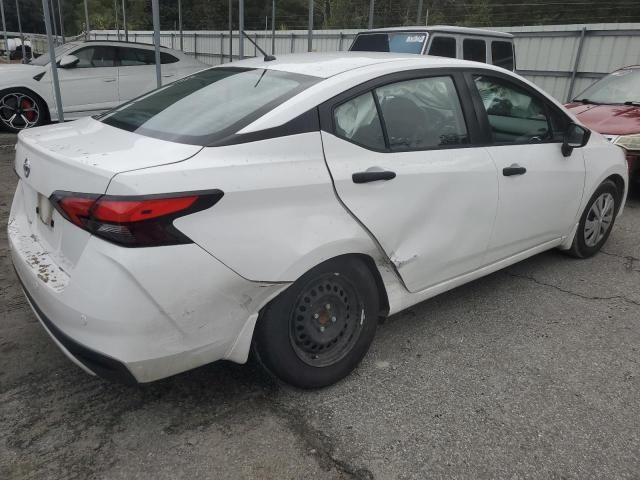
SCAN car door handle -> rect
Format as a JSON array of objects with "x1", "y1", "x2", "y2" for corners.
[
  {"x1": 502, "y1": 164, "x2": 527, "y2": 176},
  {"x1": 162, "y1": 73, "x2": 175, "y2": 78},
  {"x1": 103, "y1": 78, "x2": 116, "y2": 82},
  {"x1": 352, "y1": 170, "x2": 396, "y2": 184}
]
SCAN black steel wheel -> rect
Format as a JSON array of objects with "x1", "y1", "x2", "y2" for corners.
[{"x1": 253, "y1": 256, "x2": 379, "y2": 389}]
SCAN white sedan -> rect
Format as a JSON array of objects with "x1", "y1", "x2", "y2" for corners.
[
  {"x1": 8, "y1": 52, "x2": 628, "y2": 388},
  {"x1": 0, "y1": 40, "x2": 205, "y2": 132}
]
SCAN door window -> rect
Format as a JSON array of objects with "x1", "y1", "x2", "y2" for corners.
[
  {"x1": 473, "y1": 75, "x2": 557, "y2": 144},
  {"x1": 491, "y1": 41, "x2": 514, "y2": 70},
  {"x1": 463, "y1": 39, "x2": 487, "y2": 63},
  {"x1": 375, "y1": 76, "x2": 468, "y2": 150},
  {"x1": 119, "y1": 47, "x2": 155, "y2": 66},
  {"x1": 333, "y1": 92, "x2": 386, "y2": 150},
  {"x1": 73, "y1": 46, "x2": 117, "y2": 68},
  {"x1": 428, "y1": 36, "x2": 457, "y2": 58}
]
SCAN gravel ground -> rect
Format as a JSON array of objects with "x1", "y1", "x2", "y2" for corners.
[{"x1": 1, "y1": 131, "x2": 639, "y2": 479}]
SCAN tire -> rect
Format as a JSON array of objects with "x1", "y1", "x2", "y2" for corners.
[
  {"x1": 0, "y1": 88, "x2": 48, "y2": 133},
  {"x1": 252, "y1": 256, "x2": 379, "y2": 389},
  {"x1": 567, "y1": 179, "x2": 620, "y2": 258}
]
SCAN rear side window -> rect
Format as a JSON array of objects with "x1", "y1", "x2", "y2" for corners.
[
  {"x1": 99, "y1": 67, "x2": 319, "y2": 145},
  {"x1": 161, "y1": 52, "x2": 179, "y2": 64},
  {"x1": 491, "y1": 41, "x2": 514, "y2": 70},
  {"x1": 334, "y1": 92, "x2": 386, "y2": 150},
  {"x1": 463, "y1": 39, "x2": 487, "y2": 63},
  {"x1": 119, "y1": 47, "x2": 155, "y2": 66},
  {"x1": 375, "y1": 76, "x2": 468, "y2": 151},
  {"x1": 473, "y1": 75, "x2": 552, "y2": 144},
  {"x1": 428, "y1": 36, "x2": 457, "y2": 58}
]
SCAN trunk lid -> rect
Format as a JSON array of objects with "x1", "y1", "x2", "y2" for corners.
[{"x1": 12, "y1": 117, "x2": 202, "y2": 275}]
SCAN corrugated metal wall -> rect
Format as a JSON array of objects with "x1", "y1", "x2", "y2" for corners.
[{"x1": 90, "y1": 24, "x2": 640, "y2": 101}]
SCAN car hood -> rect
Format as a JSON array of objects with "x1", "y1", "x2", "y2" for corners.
[
  {"x1": 0, "y1": 64, "x2": 46, "y2": 84},
  {"x1": 565, "y1": 102, "x2": 640, "y2": 135}
]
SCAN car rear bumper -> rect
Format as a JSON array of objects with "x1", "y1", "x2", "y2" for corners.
[{"x1": 8, "y1": 196, "x2": 288, "y2": 383}]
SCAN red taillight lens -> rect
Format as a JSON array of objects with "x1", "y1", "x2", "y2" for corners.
[{"x1": 51, "y1": 190, "x2": 223, "y2": 247}]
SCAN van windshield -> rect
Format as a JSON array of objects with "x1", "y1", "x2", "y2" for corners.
[
  {"x1": 350, "y1": 32, "x2": 428, "y2": 54},
  {"x1": 99, "y1": 67, "x2": 320, "y2": 145}
]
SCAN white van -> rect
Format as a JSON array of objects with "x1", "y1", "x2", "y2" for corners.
[{"x1": 349, "y1": 26, "x2": 516, "y2": 71}]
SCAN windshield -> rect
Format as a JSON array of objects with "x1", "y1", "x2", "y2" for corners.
[
  {"x1": 575, "y1": 68, "x2": 640, "y2": 104},
  {"x1": 350, "y1": 32, "x2": 428, "y2": 54},
  {"x1": 99, "y1": 67, "x2": 320, "y2": 145},
  {"x1": 30, "y1": 43, "x2": 78, "y2": 66}
]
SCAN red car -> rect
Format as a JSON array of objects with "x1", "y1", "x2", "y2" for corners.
[{"x1": 565, "y1": 65, "x2": 640, "y2": 183}]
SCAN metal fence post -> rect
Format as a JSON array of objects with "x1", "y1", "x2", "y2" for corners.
[
  {"x1": 417, "y1": 0, "x2": 423, "y2": 25},
  {"x1": 219, "y1": 33, "x2": 224, "y2": 64},
  {"x1": 338, "y1": 31, "x2": 343, "y2": 50},
  {"x1": 171, "y1": 32, "x2": 175, "y2": 49},
  {"x1": 0, "y1": 0, "x2": 8, "y2": 63},
  {"x1": 254, "y1": 33, "x2": 257, "y2": 56},
  {"x1": 368, "y1": 0, "x2": 374, "y2": 30},
  {"x1": 271, "y1": 0, "x2": 276, "y2": 54},
  {"x1": 122, "y1": 0, "x2": 128, "y2": 42},
  {"x1": 151, "y1": 0, "x2": 162, "y2": 88},
  {"x1": 239, "y1": 0, "x2": 244, "y2": 59},
  {"x1": 194, "y1": 32, "x2": 198, "y2": 61},
  {"x1": 15, "y1": 0, "x2": 27, "y2": 61},
  {"x1": 41, "y1": 0, "x2": 63, "y2": 122},
  {"x1": 566, "y1": 27, "x2": 587, "y2": 102},
  {"x1": 307, "y1": 0, "x2": 313, "y2": 52},
  {"x1": 178, "y1": 0, "x2": 183, "y2": 51},
  {"x1": 290, "y1": 32, "x2": 294, "y2": 53},
  {"x1": 83, "y1": 0, "x2": 90, "y2": 39}
]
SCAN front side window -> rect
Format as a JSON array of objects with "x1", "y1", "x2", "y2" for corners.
[
  {"x1": 100, "y1": 67, "x2": 319, "y2": 145},
  {"x1": 491, "y1": 41, "x2": 514, "y2": 71},
  {"x1": 473, "y1": 75, "x2": 554, "y2": 144},
  {"x1": 375, "y1": 76, "x2": 468, "y2": 151},
  {"x1": 74, "y1": 46, "x2": 117, "y2": 68},
  {"x1": 428, "y1": 36, "x2": 457, "y2": 58},
  {"x1": 463, "y1": 39, "x2": 487, "y2": 63},
  {"x1": 334, "y1": 92, "x2": 385, "y2": 150}
]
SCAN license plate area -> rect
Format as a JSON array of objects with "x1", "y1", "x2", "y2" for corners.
[{"x1": 37, "y1": 193, "x2": 54, "y2": 227}]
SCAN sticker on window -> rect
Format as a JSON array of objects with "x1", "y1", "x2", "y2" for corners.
[{"x1": 405, "y1": 35, "x2": 426, "y2": 43}]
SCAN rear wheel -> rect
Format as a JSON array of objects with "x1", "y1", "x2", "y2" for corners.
[
  {"x1": 253, "y1": 256, "x2": 379, "y2": 389},
  {"x1": 567, "y1": 180, "x2": 620, "y2": 258},
  {"x1": 0, "y1": 89, "x2": 47, "y2": 133}
]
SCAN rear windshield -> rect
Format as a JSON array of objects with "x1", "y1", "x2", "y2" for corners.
[
  {"x1": 350, "y1": 32, "x2": 427, "y2": 54},
  {"x1": 99, "y1": 67, "x2": 320, "y2": 145}
]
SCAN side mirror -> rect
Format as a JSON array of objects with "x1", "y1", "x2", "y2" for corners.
[
  {"x1": 562, "y1": 123, "x2": 591, "y2": 157},
  {"x1": 58, "y1": 54, "x2": 79, "y2": 69}
]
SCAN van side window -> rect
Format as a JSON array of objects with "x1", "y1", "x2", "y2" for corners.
[
  {"x1": 491, "y1": 41, "x2": 514, "y2": 71},
  {"x1": 428, "y1": 36, "x2": 456, "y2": 58},
  {"x1": 463, "y1": 39, "x2": 487, "y2": 63}
]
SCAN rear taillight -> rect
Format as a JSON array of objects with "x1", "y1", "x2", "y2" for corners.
[{"x1": 51, "y1": 190, "x2": 223, "y2": 247}]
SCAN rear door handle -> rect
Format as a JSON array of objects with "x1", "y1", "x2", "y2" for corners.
[
  {"x1": 502, "y1": 164, "x2": 527, "y2": 176},
  {"x1": 352, "y1": 170, "x2": 396, "y2": 184}
]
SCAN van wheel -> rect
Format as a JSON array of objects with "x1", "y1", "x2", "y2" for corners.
[
  {"x1": 567, "y1": 180, "x2": 620, "y2": 258},
  {"x1": 252, "y1": 256, "x2": 379, "y2": 389}
]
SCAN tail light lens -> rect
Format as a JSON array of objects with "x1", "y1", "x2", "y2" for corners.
[{"x1": 51, "y1": 190, "x2": 223, "y2": 247}]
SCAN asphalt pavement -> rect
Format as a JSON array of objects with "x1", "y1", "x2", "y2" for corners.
[{"x1": 1, "y1": 131, "x2": 639, "y2": 479}]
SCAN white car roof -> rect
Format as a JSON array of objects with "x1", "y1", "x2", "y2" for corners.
[
  {"x1": 236, "y1": 51, "x2": 473, "y2": 79},
  {"x1": 363, "y1": 25, "x2": 514, "y2": 39},
  {"x1": 235, "y1": 52, "x2": 548, "y2": 134}
]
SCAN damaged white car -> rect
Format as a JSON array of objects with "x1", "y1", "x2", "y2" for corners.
[{"x1": 9, "y1": 52, "x2": 628, "y2": 388}]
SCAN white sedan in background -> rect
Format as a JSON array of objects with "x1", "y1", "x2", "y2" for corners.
[
  {"x1": 8, "y1": 53, "x2": 628, "y2": 388},
  {"x1": 0, "y1": 40, "x2": 205, "y2": 132}
]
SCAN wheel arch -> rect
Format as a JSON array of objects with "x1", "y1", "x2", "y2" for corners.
[{"x1": 604, "y1": 173, "x2": 626, "y2": 212}]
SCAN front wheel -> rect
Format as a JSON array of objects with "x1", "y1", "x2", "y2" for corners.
[
  {"x1": 567, "y1": 179, "x2": 620, "y2": 258},
  {"x1": 252, "y1": 256, "x2": 379, "y2": 389},
  {"x1": 0, "y1": 89, "x2": 47, "y2": 133}
]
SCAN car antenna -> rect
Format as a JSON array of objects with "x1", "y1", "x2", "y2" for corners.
[{"x1": 242, "y1": 31, "x2": 276, "y2": 62}]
